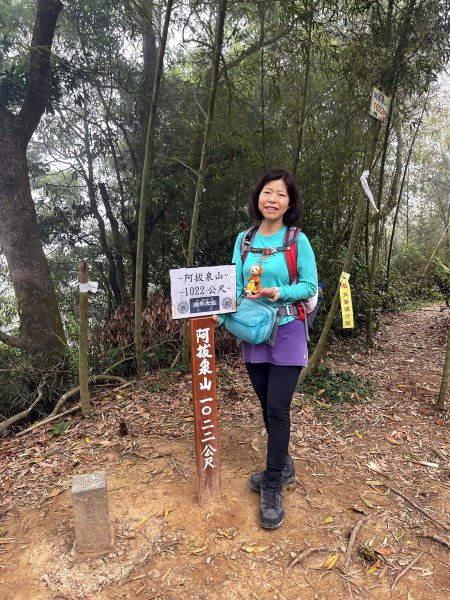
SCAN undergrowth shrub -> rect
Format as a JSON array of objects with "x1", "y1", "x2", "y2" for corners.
[
  {"x1": 90, "y1": 291, "x2": 238, "y2": 374},
  {"x1": 298, "y1": 364, "x2": 373, "y2": 406},
  {"x1": 0, "y1": 346, "x2": 66, "y2": 421}
]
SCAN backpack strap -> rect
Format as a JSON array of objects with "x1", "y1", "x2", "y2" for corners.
[
  {"x1": 240, "y1": 225, "x2": 259, "y2": 266},
  {"x1": 283, "y1": 226, "x2": 300, "y2": 284}
]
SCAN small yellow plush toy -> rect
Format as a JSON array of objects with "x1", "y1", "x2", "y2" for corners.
[{"x1": 244, "y1": 264, "x2": 263, "y2": 295}]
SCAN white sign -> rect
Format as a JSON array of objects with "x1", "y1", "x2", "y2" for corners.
[
  {"x1": 369, "y1": 87, "x2": 390, "y2": 123},
  {"x1": 170, "y1": 265, "x2": 236, "y2": 319}
]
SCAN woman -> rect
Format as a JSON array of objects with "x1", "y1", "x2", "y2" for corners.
[{"x1": 218, "y1": 168, "x2": 317, "y2": 530}]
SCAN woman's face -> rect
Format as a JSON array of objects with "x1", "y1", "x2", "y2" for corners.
[{"x1": 258, "y1": 178, "x2": 290, "y2": 224}]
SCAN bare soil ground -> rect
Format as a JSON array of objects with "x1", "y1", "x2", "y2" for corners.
[{"x1": 0, "y1": 304, "x2": 449, "y2": 600}]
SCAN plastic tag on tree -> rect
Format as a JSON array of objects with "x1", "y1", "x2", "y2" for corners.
[
  {"x1": 339, "y1": 272, "x2": 354, "y2": 329},
  {"x1": 79, "y1": 281, "x2": 99, "y2": 293}
]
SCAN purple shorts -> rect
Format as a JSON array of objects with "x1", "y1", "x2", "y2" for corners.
[{"x1": 241, "y1": 318, "x2": 308, "y2": 366}]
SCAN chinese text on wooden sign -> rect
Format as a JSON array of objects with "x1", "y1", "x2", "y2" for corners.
[{"x1": 189, "y1": 317, "x2": 220, "y2": 504}]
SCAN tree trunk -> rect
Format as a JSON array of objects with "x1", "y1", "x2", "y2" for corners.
[
  {"x1": 135, "y1": 0, "x2": 158, "y2": 302},
  {"x1": 292, "y1": 1, "x2": 313, "y2": 177},
  {"x1": 436, "y1": 321, "x2": 450, "y2": 410},
  {"x1": 81, "y1": 98, "x2": 124, "y2": 307},
  {"x1": 259, "y1": 1, "x2": 266, "y2": 171},
  {"x1": 0, "y1": 0, "x2": 65, "y2": 360},
  {"x1": 134, "y1": 0, "x2": 174, "y2": 376},
  {"x1": 385, "y1": 95, "x2": 427, "y2": 291},
  {"x1": 182, "y1": 0, "x2": 228, "y2": 366},
  {"x1": 98, "y1": 182, "x2": 128, "y2": 302},
  {"x1": 366, "y1": 102, "x2": 395, "y2": 345},
  {"x1": 298, "y1": 0, "x2": 417, "y2": 383},
  {"x1": 298, "y1": 118, "x2": 381, "y2": 384},
  {"x1": 186, "y1": 0, "x2": 228, "y2": 267}
]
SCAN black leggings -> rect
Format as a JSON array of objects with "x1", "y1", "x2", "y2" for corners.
[{"x1": 245, "y1": 362, "x2": 302, "y2": 474}]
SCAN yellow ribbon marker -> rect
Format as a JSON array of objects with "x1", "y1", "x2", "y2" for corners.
[{"x1": 339, "y1": 272, "x2": 354, "y2": 329}]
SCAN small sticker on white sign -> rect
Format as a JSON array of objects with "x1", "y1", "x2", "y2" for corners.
[{"x1": 170, "y1": 265, "x2": 236, "y2": 319}]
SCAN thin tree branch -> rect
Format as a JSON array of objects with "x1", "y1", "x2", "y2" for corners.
[
  {"x1": 0, "y1": 382, "x2": 45, "y2": 435},
  {"x1": 225, "y1": 35, "x2": 284, "y2": 71},
  {"x1": 50, "y1": 375, "x2": 127, "y2": 416},
  {"x1": 0, "y1": 330, "x2": 25, "y2": 350}
]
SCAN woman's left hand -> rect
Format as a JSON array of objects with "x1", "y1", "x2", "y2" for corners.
[{"x1": 247, "y1": 287, "x2": 279, "y2": 302}]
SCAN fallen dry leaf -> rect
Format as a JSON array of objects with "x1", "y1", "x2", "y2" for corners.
[
  {"x1": 414, "y1": 460, "x2": 439, "y2": 468},
  {"x1": 360, "y1": 495, "x2": 374, "y2": 508},
  {"x1": 386, "y1": 436, "x2": 403, "y2": 445},
  {"x1": 323, "y1": 516, "x2": 334, "y2": 523},
  {"x1": 241, "y1": 545, "x2": 269, "y2": 553},
  {"x1": 365, "y1": 480, "x2": 384, "y2": 488},
  {"x1": 47, "y1": 488, "x2": 64, "y2": 498},
  {"x1": 378, "y1": 565, "x2": 388, "y2": 579},
  {"x1": 374, "y1": 546, "x2": 395, "y2": 556},
  {"x1": 417, "y1": 407, "x2": 433, "y2": 417},
  {"x1": 367, "y1": 559, "x2": 382, "y2": 574},
  {"x1": 129, "y1": 516, "x2": 151, "y2": 532},
  {"x1": 350, "y1": 505, "x2": 367, "y2": 514},
  {"x1": 323, "y1": 554, "x2": 339, "y2": 569},
  {"x1": 367, "y1": 461, "x2": 386, "y2": 475},
  {"x1": 217, "y1": 528, "x2": 236, "y2": 539},
  {"x1": 191, "y1": 545, "x2": 208, "y2": 554}
]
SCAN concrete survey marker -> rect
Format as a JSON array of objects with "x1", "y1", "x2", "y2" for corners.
[{"x1": 72, "y1": 470, "x2": 112, "y2": 555}]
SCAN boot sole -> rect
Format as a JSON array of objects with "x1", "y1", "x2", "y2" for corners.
[
  {"x1": 250, "y1": 475, "x2": 295, "y2": 493},
  {"x1": 260, "y1": 516, "x2": 284, "y2": 529}
]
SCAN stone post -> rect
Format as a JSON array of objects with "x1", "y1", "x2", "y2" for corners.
[{"x1": 72, "y1": 470, "x2": 112, "y2": 555}]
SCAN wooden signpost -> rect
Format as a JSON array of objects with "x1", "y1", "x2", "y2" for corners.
[
  {"x1": 78, "y1": 262, "x2": 98, "y2": 418},
  {"x1": 79, "y1": 261, "x2": 90, "y2": 417},
  {"x1": 170, "y1": 265, "x2": 236, "y2": 506},
  {"x1": 189, "y1": 316, "x2": 220, "y2": 505}
]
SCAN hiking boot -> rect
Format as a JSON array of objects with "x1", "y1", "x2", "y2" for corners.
[
  {"x1": 260, "y1": 476, "x2": 284, "y2": 529},
  {"x1": 249, "y1": 455, "x2": 295, "y2": 492}
]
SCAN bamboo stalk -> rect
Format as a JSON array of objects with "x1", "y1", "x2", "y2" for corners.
[{"x1": 134, "y1": 0, "x2": 174, "y2": 376}]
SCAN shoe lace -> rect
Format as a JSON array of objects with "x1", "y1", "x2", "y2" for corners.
[{"x1": 262, "y1": 482, "x2": 280, "y2": 510}]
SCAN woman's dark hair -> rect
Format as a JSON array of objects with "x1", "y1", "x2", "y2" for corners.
[{"x1": 248, "y1": 168, "x2": 303, "y2": 225}]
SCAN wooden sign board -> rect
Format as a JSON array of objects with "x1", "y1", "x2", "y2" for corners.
[
  {"x1": 170, "y1": 264, "x2": 234, "y2": 505},
  {"x1": 170, "y1": 265, "x2": 236, "y2": 319}
]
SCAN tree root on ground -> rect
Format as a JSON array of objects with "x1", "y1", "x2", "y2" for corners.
[
  {"x1": 0, "y1": 382, "x2": 45, "y2": 435},
  {"x1": 287, "y1": 546, "x2": 329, "y2": 570},
  {"x1": 387, "y1": 485, "x2": 450, "y2": 533},
  {"x1": 2, "y1": 375, "x2": 128, "y2": 437},
  {"x1": 391, "y1": 551, "x2": 424, "y2": 590},
  {"x1": 50, "y1": 375, "x2": 127, "y2": 416},
  {"x1": 344, "y1": 514, "x2": 374, "y2": 599}
]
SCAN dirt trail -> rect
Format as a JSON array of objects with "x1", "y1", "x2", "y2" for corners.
[{"x1": 0, "y1": 304, "x2": 449, "y2": 600}]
